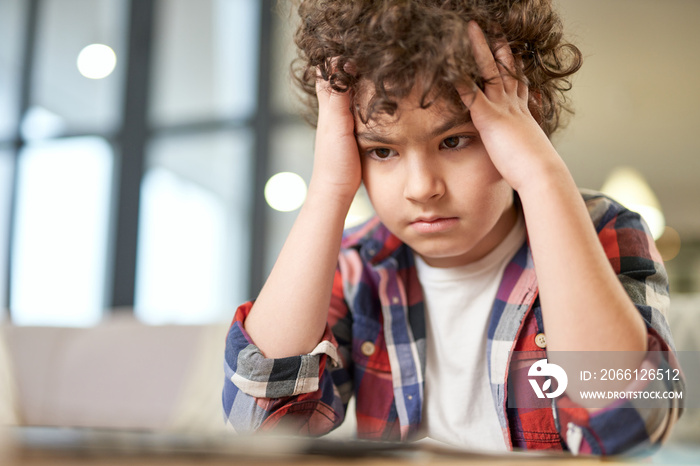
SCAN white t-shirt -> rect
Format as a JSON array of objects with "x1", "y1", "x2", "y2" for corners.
[{"x1": 415, "y1": 214, "x2": 526, "y2": 451}]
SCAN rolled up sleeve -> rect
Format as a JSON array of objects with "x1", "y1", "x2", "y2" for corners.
[
  {"x1": 222, "y1": 301, "x2": 345, "y2": 434},
  {"x1": 554, "y1": 331, "x2": 684, "y2": 455},
  {"x1": 555, "y1": 194, "x2": 685, "y2": 455}
]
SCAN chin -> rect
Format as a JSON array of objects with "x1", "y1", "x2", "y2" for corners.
[{"x1": 414, "y1": 245, "x2": 471, "y2": 262}]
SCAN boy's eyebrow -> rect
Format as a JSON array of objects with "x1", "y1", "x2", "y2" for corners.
[
  {"x1": 355, "y1": 114, "x2": 473, "y2": 145},
  {"x1": 425, "y1": 114, "x2": 473, "y2": 140},
  {"x1": 354, "y1": 130, "x2": 396, "y2": 145}
]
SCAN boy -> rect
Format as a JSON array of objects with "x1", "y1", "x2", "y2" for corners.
[{"x1": 223, "y1": 0, "x2": 681, "y2": 455}]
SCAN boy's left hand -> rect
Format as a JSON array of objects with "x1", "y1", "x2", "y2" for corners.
[{"x1": 461, "y1": 21, "x2": 565, "y2": 193}]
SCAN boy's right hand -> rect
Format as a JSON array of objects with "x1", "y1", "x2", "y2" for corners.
[
  {"x1": 243, "y1": 68, "x2": 360, "y2": 359},
  {"x1": 310, "y1": 69, "x2": 362, "y2": 205}
]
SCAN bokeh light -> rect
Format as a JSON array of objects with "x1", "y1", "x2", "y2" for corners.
[
  {"x1": 264, "y1": 172, "x2": 307, "y2": 212},
  {"x1": 77, "y1": 44, "x2": 117, "y2": 79},
  {"x1": 656, "y1": 226, "x2": 682, "y2": 262},
  {"x1": 600, "y1": 167, "x2": 665, "y2": 240}
]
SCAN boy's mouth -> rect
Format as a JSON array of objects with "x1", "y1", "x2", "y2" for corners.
[{"x1": 410, "y1": 216, "x2": 459, "y2": 234}]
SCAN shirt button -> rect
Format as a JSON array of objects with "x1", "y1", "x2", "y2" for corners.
[
  {"x1": 361, "y1": 341, "x2": 376, "y2": 356},
  {"x1": 535, "y1": 333, "x2": 547, "y2": 349},
  {"x1": 391, "y1": 296, "x2": 399, "y2": 304}
]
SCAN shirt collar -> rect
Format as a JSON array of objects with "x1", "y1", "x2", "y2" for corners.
[{"x1": 342, "y1": 216, "x2": 405, "y2": 266}]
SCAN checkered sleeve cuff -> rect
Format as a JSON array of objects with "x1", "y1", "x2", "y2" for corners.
[
  {"x1": 225, "y1": 302, "x2": 341, "y2": 399},
  {"x1": 554, "y1": 329, "x2": 684, "y2": 455}
]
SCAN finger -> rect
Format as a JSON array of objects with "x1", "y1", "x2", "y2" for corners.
[
  {"x1": 455, "y1": 81, "x2": 487, "y2": 116},
  {"x1": 327, "y1": 84, "x2": 352, "y2": 116},
  {"x1": 514, "y1": 55, "x2": 529, "y2": 101},
  {"x1": 467, "y1": 21, "x2": 502, "y2": 92},
  {"x1": 493, "y1": 40, "x2": 518, "y2": 94},
  {"x1": 316, "y1": 61, "x2": 353, "y2": 116},
  {"x1": 315, "y1": 67, "x2": 332, "y2": 111}
]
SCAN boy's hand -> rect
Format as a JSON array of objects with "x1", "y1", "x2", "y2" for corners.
[
  {"x1": 310, "y1": 68, "x2": 362, "y2": 204},
  {"x1": 461, "y1": 21, "x2": 565, "y2": 193},
  {"x1": 244, "y1": 67, "x2": 361, "y2": 359}
]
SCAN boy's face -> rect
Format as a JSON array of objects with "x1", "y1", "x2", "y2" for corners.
[{"x1": 355, "y1": 87, "x2": 517, "y2": 268}]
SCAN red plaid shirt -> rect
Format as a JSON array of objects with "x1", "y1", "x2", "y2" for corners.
[{"x1": 223, "y1": 190, "x2": 682, "y2": 455}]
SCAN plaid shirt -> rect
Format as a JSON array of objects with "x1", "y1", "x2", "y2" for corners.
[{"x1": 223, "y1": 190, "x2": 682, "y2": 455}]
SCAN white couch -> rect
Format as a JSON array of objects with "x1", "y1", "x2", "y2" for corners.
[{"x1": 0, "y1": 316, "x2": 231, "y2": 434}]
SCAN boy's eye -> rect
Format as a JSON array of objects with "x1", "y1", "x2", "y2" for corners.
[
  {"x1": 368, "y1": 147, "x2": 397, "y2": 160},
  {"x1": 439, "y1": 136, "x2": 471, "y2": 150}
]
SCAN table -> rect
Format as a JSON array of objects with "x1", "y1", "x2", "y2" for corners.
[{"x1": 0, "y1": 427, "x2": 692, "y2": 466}]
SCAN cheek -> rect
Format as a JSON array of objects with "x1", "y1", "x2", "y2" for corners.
[
  {"x1": 477, "y1": 154, "x2": 506, "y2": 183},
  {"x1": 479, "y1": 175, "x2": 513, "y2": 206},
  {"x1": 454, "y1": 155, "x2": 505, "y2": 194},
  {"x1": 363, "y1": 181, "x2": 392, "y2": 211},
  {"x1": 362, "y1": 171, "x2": 401, "y2": 220},
  {"x1": 362, "y1": 165, "x2": 389, "y2": 197},
  {"x1": 360, "y1": 165, "x2": 374, "y2": 195},
  {"x1": 475, "y1": 153, "x2": 512, "y2": 195},
  {"x1": 453, "y1": 160, "x2": 512, "y2": 215}
]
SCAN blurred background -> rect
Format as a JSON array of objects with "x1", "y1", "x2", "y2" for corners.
[
  {"x1": 0, "y1": 0, "x2": 698, "y2": 453},
  {"x1": 0, "y1": 0, "x2": 698, "y2": 327}
]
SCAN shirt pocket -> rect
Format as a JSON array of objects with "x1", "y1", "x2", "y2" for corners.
[
  {"x1": 351, "y1": 313, "x2": 392, "y2": 372},
  {"x1": 351, "y1": 313, "x2": 396, "y2": 437},
  {"x1": 507, "y1": 350, "x2": 563, "y2": 449}
]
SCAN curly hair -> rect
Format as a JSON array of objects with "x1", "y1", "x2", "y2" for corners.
[{"x1": 291, "y1": 0, "x2": 582, "y2": 136}]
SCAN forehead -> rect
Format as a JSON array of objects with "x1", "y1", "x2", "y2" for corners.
[
  {"x1": 353, "y1": 79, "x2": 469, "y2": 130},
  {"x1": 354, "y1": 108, "x2": 472, "y2": 148},
  {"x1": 354, "y1": 86, "x2": 471, "y2": 140}
]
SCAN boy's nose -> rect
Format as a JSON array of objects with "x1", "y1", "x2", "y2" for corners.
[{"x1": 403, "y1": 157, "x2": 445, "y2": 203}]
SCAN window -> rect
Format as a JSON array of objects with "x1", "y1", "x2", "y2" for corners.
[
  {"x1": 31, "y1": 0, "x2": 126, "y2": 134},
  {"x1": 11, "y1": 137, "x2": 112, "y2": 325},
  {"x1": 150, "y1": 0, "x2": 259, "y2": 126},
  {"x1": 2, "y1": 0, "x2": 266, "y2": 326},
  {"x1": 135, "y1": 131, "x2": 253, "y2": 324},
  {"x1": 0, "y1": 149, "x2": 13, "y2": 319},
  {"x1": 0, "y1": 0, "x2": 24, "y2": 140}
]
